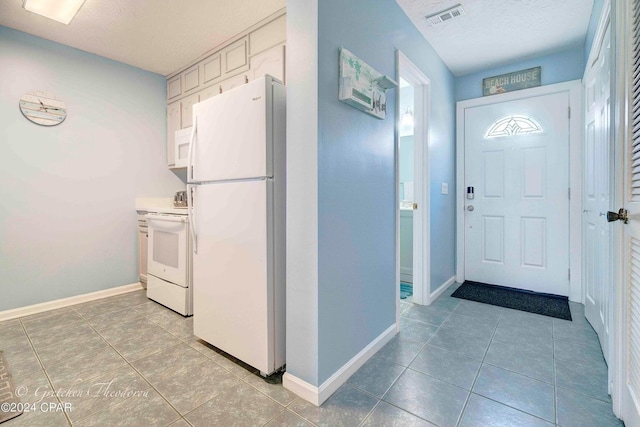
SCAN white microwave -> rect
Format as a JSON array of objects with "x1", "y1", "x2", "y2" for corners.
[{"x1": 174, "y1": 127, "x2": 192, "y2": 168}]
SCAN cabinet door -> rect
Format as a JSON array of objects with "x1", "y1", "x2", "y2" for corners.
[
  {"x1": 249, "y1": 44, "x2": 285, "y2": 83},
  {"x1": 219, "y1": 73, "x2": 247, "y2": 94},
  {"x1": 181, "y1": 93, "x2": 200, "y2": 128},
  {"x1": 167, "y1": 100, "x2": 181, "y2": 166},
  {"x1": 198, "y1": 84, "x2": 220, "y2": 103},
  {"x1": 201, "y1": 54, "x2": 222, "y2": 85},
  {"x1": 167, "y1": 75, "x2": 182, "y2": 101},
  {"x1": 221, "y1": 37, "x2": 249, "y2": 78},
  {"x1": 183, "y1": 64, "x2": 200, "y2": 94},
  {"x1": 249, "y1": 14, "x2": 286, "y2": 56}
]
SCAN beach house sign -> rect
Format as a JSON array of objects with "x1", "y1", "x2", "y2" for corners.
[{"x1": 482, "y1": 67, "x2": 541, "y2": 96}]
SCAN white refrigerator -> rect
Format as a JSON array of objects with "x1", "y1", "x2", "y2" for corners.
[{"x1": 187, "y1": 76, "x2": 286, "y2": 375}]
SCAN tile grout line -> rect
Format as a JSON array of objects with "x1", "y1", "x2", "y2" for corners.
[
  {"x1": 73, "y1": 303, "x2": 186, "y2": 425},
  {"x1": 18, "y1": 316, "x2": 73, "y2": 427},
  {"x1": 453, "y1": 307, "x2": 503, "y2": 427}
]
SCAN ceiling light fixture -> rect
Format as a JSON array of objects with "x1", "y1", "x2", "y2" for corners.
[{"x1": 22, "y1": 0, "x2": 86, "y2": 25}]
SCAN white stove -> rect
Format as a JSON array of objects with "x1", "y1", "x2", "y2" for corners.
[{"x1": 146, "y1": 209, "x2": 192, "y2": 316}]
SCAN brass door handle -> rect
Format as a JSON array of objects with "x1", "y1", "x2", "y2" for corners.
[{"x1": 606, "y1": 208, "x2": 629, "y2": 224}]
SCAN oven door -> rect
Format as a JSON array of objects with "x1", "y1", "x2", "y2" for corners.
[{"x1": 147, "y1": 213, "x2": 188, "y2": 287}]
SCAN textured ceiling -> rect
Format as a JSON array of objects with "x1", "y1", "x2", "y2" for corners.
[
  {"x1": 0, "y1": 0, "x2": 285, "y2": 76},
  {"x1": 395, "y1": 0, "x2": 593, "y2": 76},
  {"x1": 1, "y1": 0, "x2": 592, "y2": 78}
]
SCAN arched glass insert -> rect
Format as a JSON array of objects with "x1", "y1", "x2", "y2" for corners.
[{"x1": 485, "y1": 115, "x2": 543, "y2": 138}]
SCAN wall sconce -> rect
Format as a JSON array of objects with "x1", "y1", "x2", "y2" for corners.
[{"x1": 401, "y1": 107, "x2": 414, "y2": 127}]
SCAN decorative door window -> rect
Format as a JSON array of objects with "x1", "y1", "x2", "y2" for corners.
[{"x1": 485, "y1": 115, "x2": 542, "y2": 138}]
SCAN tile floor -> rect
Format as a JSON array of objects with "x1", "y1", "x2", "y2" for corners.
[{"x1": 0, "y1": 283, "x2": 623, "y2": 426}]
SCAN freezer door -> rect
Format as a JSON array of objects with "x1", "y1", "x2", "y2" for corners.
[
  {"x1": 191, "y1": 77, "x2": 270, "y2": 182},
  {"x1": 192, "y1": 179, "x2": 276, "y2": 373}
]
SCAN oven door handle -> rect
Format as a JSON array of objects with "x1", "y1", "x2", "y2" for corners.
[{"x1": 147, "y1": 213, "x2": 187, "y2": 223}]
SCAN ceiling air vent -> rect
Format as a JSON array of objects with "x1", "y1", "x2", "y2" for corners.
[{"x1": 425, "y1": 3, "x2": 466, "y2": 25}]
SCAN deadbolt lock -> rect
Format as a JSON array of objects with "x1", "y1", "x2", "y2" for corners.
[{"x1": 606, "y1": 208, "x2": 629, "y2": 224}]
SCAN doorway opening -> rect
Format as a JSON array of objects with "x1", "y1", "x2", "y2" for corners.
[{"x1": 396, "y1": 51, "x2": 431, "y2": 321}]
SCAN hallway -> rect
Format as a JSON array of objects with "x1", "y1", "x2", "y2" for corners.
[{"x1": 340, "y1": 283, "x2": 622, "y2": 426}]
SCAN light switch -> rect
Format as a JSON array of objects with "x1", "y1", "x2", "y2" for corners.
[{"x1": 441, "y1": 182, "x2": 449, "y2": 195}]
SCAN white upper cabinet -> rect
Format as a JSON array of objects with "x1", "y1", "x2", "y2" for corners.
[
  {"x1": 249, "y1": 14, "x2": 285, "y2": 56},
  {"x1": 165, "y1": 11, "x2": 286, "y2": 169},
  {"x1": 167, "y1": 100, "x2": 181, "y2": 166},
  {"x1": 198, "y1": 84, "x2": 220, "y2": 103},
  {"x1": 183, "y1": 64, "x2": 200, "y2": 94},
  {"x1": 249, "y1": 44, "x2": 285, "y2": 83},
  {"x1": 222, "y1": 37, "x2": 249, "y2": 76},
  {"x1": 181, "y1": 93, "x2": 200, "y2": 129},
  {"x1": 220, "y1": 73, "x2": 248, "y2": 94},
  {"x1": 167, "y1": 75, "x2": 182, "y2": 100},
  {"x1": 202, "y1": 54, "x2": 222, "y2": 85}
]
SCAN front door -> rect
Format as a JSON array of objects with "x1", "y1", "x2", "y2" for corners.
[{"x1": 463, "y1": 92, "x2": 570, "y2": 295}]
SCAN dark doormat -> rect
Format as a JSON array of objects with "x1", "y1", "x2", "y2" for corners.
[
  {"x1": 0, "y1": 351, "x2": 23, "y2": 424},
  {"x1": 451, "y1": 281, "x2": 572, "y2": 320}
]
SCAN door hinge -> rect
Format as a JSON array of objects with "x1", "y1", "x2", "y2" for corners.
[
  {"x1": 568, "y1": 268, "x2": 571, "y2": 280},
  {"x1": 568, "y1": 106, "x2": 571, "y2": 119},
  {"x1": 568, "y1": 188, "x2": 571, "y2": 200}
]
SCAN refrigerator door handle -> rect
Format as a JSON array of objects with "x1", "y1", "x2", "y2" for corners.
[
  {"x1": 187, "y1": 184, "x2": 198, "y2": 253},
  {"x1": 187, "y1": 115, "x2": 197, "y2": 182}
]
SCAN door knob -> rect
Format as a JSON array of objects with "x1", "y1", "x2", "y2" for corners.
[
  {"x1": 606, "y1": 208, "x2": 628, "y2": 224},
  {"x1": 467, "y1": 205, "x2": 474, "y2": 211}
]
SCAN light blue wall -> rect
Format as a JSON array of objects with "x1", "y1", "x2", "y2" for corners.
[
  {"x1": 584, "y1": 0, "x2": 605, "y2": 61},
  {"x1": 455, "y1": 47, "x2": 585, "y2": 102},
  {"x1": 317, "y1": 0, "x2": 456, "y2": 383},
  {"x1": 0, "y1": 27, "x2": 184, "y2": 311}
]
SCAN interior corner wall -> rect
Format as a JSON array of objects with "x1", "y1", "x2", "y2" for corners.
[
  {"x1": 455, "y1": 46, "x2": 585, "y2": 102},
  {"x1": 0, "y1": 27, "x2": 184, "y2": 311},
  {"x1": 317, "y1": 0, "x2": 456, "y2": 383}
]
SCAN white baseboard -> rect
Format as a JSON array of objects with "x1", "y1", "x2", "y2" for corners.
[
  {"x1": 430, "y1": 275, "x2": 456, "y2": 302},
  {"x1": 283, "y1": 323, "x2": 397, "y2": 406},
  {"x1": 0, "y1": 282, "x2": 144, "y2": 321}
]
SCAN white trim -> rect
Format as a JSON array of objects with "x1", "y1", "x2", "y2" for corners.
[
  {"x1": 0, "y1": 282, "x2": 144, "y2": 321},
  {"x1": 430, "y1": 276, "x2": 456, "y2": 301},
  {"x1": 283, "y1": 323, "x2": 397, "y2": 406},
  {"x1": 397, "y1": 50, "x2": 431, "y2": 306},
  {"x1": 456, "y1": 80, "x2": 583, "y2": 301},
  {"x1": 282, "y1": 372, "x2": 320, "y2": 405},
  {"x1": 395, "y1": 51, "x2": 401, "y2": 330},
  {"x1": 611, "y1": 0, "x2": 630, "y2": 421}
]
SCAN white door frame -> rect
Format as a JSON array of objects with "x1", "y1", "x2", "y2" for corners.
[
  {"x1": 396, "y1": 50, "x2": 431, "y2": 322},
  {"x1": 456, "y1": 81, "x2": 583, "y2": 302}
]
